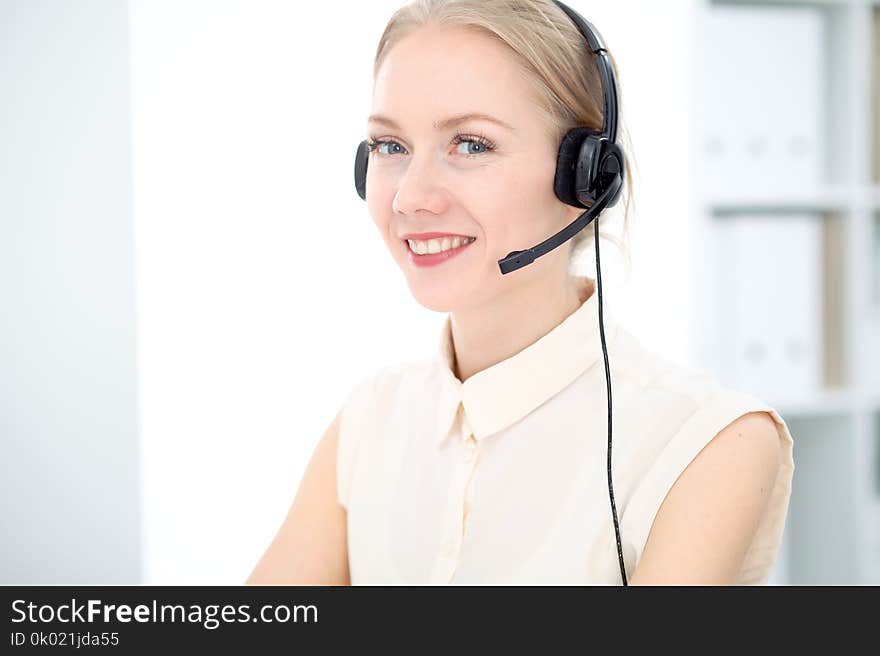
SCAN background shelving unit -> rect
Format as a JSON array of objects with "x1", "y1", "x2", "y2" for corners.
[{"x1": 691, "y1": 0, "x2": 880, "y2": 584}]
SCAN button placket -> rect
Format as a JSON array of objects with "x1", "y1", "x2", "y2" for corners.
[
  {"x1": 462, "y1": 433, "x2": 478, "y2": 463},
  {"x1": 430, "y1": 409, "x2": 482, "y2": 584}
]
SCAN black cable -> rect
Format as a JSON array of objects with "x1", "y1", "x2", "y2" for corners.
[{"x1": 595, "y1": 214, "x2": 627, "y2": 586}]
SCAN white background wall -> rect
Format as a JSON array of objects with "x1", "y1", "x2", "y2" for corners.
[
  {"x1": 130, "y1": 0, "x2": 694, "y2": 584},
  {"x1": 1, "y1": 0, "x2": 141, "y2": 583}
]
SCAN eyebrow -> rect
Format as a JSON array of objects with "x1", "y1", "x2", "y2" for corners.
[{"x1": 367, "y1": 112, "x2": 516, "y2": 133}]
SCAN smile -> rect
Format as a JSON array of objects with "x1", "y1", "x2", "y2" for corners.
[{"x1": 405, "y1": 236, "x2": 476, "y2": 268}]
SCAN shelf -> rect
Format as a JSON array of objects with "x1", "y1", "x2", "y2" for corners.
[
  {"x1": 728, "y1": 388, "x2": 880, "y2": 420},
  {"x1": 771, "y1": 388, "x2": 856, "y2": 418},
  {"x1": 705, "y1": 186, "x2": 880, "y2": 215}
]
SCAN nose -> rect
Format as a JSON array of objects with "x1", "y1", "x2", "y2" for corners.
[{"x1": 391, "y1": 150, "x2": 448, "y2": 217}]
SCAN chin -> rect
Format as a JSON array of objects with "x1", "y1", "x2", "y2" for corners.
[
  {"x1": 404, "y1": 276, "x2": 483, "y2": 314},
  {"x1": 393, "y1": 239, "x2": 494, "y2": 312},
  {"x1": 406, "y1": 281, "x2": 459, "y2": 313}
]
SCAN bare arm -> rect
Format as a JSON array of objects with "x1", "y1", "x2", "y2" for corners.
[
  {"x1": 245, "y1": 407, "x2": 350, "y2": 585},
  {"x1": 629, "y1": 410, "x2": 783, "y2": 585}
]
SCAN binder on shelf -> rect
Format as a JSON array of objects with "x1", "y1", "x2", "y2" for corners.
[
  {"x1": 712, "y1": 213, "x2": 823, "y2": 404},
  {"x1": 696, "y1": 6, "x2": 827, "y2": 198}
]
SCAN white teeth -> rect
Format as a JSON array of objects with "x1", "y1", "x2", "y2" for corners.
[{"x1": 407, "y1": 236, "x2": 476, "y2": 255}]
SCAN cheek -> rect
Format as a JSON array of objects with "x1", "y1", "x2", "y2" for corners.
[
  {"x1": 507, "y1": 155, "x2": 557, "y2": 213},
  {"x1": 366, "y1": 166, "x2": 409, "y2": 232},
  {"x1": 366, "y1": 187, "x2": 395, "y2": 238},
  {"x1": 470, "y1": 163, "x2": 557, "y2": 244}
]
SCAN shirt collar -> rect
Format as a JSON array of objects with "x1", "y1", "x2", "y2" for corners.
[{"x1": 432, "y1": 276, "x2": 620, "y2": 448}]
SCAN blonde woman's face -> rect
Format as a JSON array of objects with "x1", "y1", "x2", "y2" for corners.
[{"x1": 367, "y1": 24, "x2": 578, "y2": 311}]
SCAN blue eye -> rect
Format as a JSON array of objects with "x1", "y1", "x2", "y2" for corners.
[
  {"x1": 366, "y1": 133, "x2": 496, "y2": 159},
  {"x1": 454, "y1": 136, "x2": 491, "y2": 156},
  {"x1": 366, "y1": 140, "x2": 406, "y2": 156}
]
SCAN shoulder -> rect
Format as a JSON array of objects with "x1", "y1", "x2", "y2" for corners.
[
  {"x1": 681, "y1": 409, "x2": 784, "y2": 511},
  {"x1": 337, "y1": 356, "x2": 437, "y2": 449},
  {"x1": 714, "y1": 410, "x2": 783, "y2": 464},
  {"x1": 611, "y1": 324, "x2": 795, "y2": 582},
  {"x1": 628, "y1": 407, "x2": 785, "y2": 584},
  {"x1": 346, "y1": 357, "x2": 436, "y2": 406}
]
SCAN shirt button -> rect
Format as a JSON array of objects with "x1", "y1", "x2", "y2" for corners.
[{"x1": 462, "y1": 434, "x2": 477, "y2": 462}]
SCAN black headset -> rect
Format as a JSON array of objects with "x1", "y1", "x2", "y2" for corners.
[{"x1": 353, "y1": 0, "x2": 628, "y2": 586}]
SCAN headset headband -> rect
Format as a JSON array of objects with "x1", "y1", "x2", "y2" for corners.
[{"x1": 552, "y1": 0, "x2": 619, "y2": 144}]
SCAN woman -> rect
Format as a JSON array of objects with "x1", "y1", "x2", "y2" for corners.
[{"x1": 247, "y1": 0, "x2": 794, "y2": 585}]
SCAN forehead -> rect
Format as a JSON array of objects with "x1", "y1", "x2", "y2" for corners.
[{"x1": 371, "y1": 24, "x2": 537, "y2": 130}]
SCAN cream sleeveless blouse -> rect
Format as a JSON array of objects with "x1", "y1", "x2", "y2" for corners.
[{"x1": 337, "y1": 278, "x2": 795, "y2": 585}]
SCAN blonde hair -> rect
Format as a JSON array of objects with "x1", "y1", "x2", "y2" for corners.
[{"x1": 373, "y1": 0, "x2": 636, "y2": 277}]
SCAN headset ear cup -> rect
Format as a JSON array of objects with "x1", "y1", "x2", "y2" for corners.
[
  {"x1": 354, "y1": 140, "x2": 369, "y2": 201},
  {"x1": 553, "y1": 126, "x2": 601, "y2": 208},
  {"x1": 575, "y1": 136, "x2": 604, "y2": 207}
]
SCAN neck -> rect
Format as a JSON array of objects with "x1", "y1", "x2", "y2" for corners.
[{"x1": 450, "y1": 274, "x2": 594, "y2": 383}]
